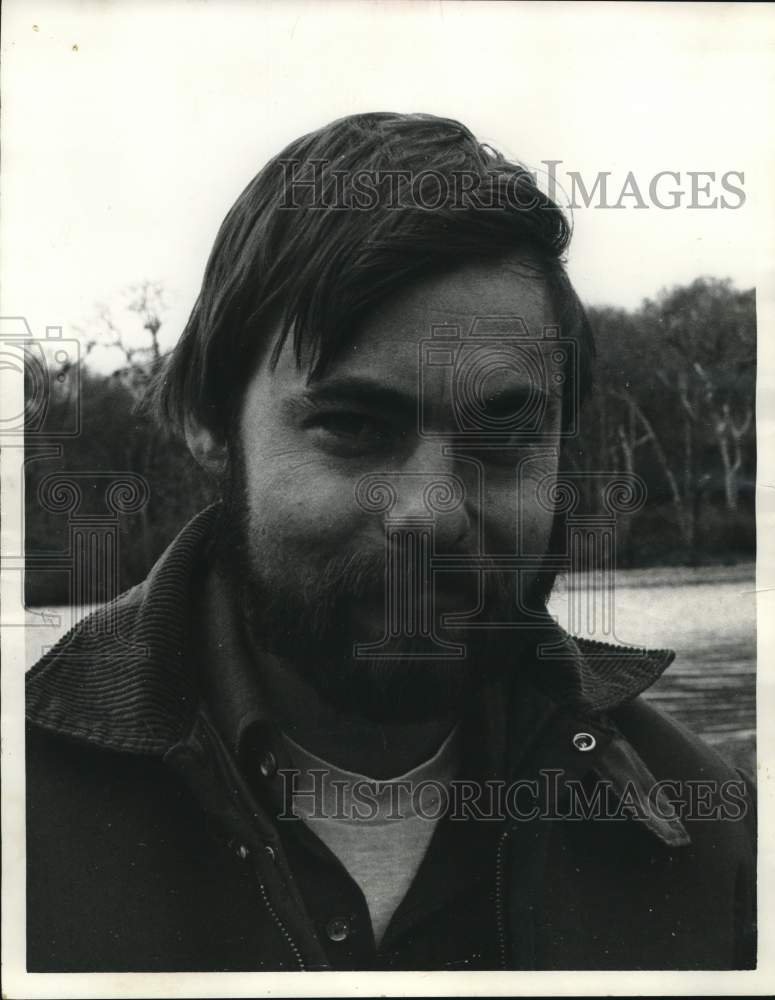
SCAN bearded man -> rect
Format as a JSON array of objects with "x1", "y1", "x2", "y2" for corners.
[{"x1": 26, "y1": 112, "x2": 756, "y2": 972}]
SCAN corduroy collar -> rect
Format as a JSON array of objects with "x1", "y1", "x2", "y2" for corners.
[{"x1": 26, "y1": 504, "x2": 676, "y2": 758}]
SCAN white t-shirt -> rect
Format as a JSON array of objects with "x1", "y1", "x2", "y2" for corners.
[{"x1": 284, "y1": 728, "x2": 460, "y2": 945}]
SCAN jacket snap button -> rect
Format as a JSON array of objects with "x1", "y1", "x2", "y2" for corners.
[
  {"x1": 237, "y1": 844, "x2": 249, "y2": 860},
  {"x1": 326, "y1": 917, "x2": 350, "y2": 942},
  {"x1": 572, "y1": 731, "x2": 597, "y2": 752},
  {"x1": 259, "y1": 751, "x2": 277, "y2": 778},
  {"x1": 264, "y1": 844, "x2": 276, "y2": 863}
]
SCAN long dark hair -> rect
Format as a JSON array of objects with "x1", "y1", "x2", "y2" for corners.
[{"x1": 147, "y1": 112, "x2": 595, "y2": 444}]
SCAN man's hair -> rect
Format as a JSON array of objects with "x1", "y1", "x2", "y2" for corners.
[{"x1": 149, "y1": 111, "x2": 594, "y2": 440}]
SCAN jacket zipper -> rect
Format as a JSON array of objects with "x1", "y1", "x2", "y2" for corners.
[
  {"x1": 495, "y1": 828, "x2": 510, "y2": 970},
  {"x1": 257, "y1": 877, "x2": 306, "y2": 971}
]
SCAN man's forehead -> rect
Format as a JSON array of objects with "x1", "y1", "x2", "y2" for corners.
[
  {"x1": 352, "y1": 260, "x2": 553, "y2": 346},
  {"x1": 321, "y1": 266, "x2": 557, "y2": 391},
  {"x1": 259, "y1": 258, "x2": 558, "y2": 400}
]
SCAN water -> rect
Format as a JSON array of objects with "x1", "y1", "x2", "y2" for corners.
[
  {"x1": 550, "y1": 564, "x2": 756, "y2": 773},
  {"x1": 22, "y1": 563, "x2": 756, "y2": 772}
]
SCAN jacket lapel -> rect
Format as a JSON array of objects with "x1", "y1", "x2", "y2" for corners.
[{"x1": 26, "y1": 504, "x2": 221, "y2": 754}]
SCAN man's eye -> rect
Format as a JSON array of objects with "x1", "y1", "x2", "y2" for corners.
[
  {"x1": 312, "y1": 412, "x2": 396, "y2": 451},
  {"x1": 318, "y1": 412, "x2": 378, "y2": 436}
]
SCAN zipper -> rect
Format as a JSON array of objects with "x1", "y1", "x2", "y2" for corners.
[
  {"x1": 495, "y1": 828, "x2": 510, "y2": 970},
  {"x1": 257, "y1": 877, "x2": 306, "y2": 971}
]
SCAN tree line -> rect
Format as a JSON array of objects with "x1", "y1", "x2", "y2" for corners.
[{"x1": 24, "y1": 277, "x2": 755, "y2": 606}]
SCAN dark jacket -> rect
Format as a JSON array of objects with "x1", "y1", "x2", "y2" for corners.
[{"x1": 26, "y1": 507, "x2": 756, "y2": 971}]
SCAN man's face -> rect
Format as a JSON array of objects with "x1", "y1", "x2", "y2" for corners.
[{"x1": 223, "y1": 257, "x2": 564, "y2": 721}]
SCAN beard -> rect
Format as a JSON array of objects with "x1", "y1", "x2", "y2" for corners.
[{"x1": 212, "y1": 445, "x2": 559, "y2": 724}]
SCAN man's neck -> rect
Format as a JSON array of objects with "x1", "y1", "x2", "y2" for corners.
[{"x1": 256, "y1": 648, "x2": 459, "y2": 779}]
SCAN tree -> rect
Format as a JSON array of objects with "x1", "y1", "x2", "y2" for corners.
[
  {"x1": 584, "y1": 278, "x2": 755, "y2": 564},
  {"x1": 26, "y1": 282, "x2": 214, "y2": 605},
  {"x1": 644, "y1": 279, "x2": 755, "y2": 523},
  {"x1": 77, "y1": 280, "x2": 168, "y2": 400}
]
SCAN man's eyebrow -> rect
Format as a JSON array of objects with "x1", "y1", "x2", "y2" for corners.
[
  {"x1": 286, "y1": 375, "x2": 559, "y2": 425},
  {"x1": 292, "y1": 377, "x2": 418, "y2": 417}
]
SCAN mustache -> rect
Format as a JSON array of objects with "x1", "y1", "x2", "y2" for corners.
[
  {"x1": 305, "y1": 545, "x2": 519, "y2": 615},
  {"x1": 214, "y1": 452, "x2": 550, "y2": 641}
]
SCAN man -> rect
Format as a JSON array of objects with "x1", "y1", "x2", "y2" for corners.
[{"x1": 26, "y1": 113, "x2": 755, "y2": 972}]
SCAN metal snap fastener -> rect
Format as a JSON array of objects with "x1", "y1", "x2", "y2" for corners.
[
  {"x1": 264, "y1": 844, "x2": 276, "y2": 863},
  {"x1": 326, "y1": 917, "x2": 350, "y2": 943},
  {"x1": 572, "y1": 731, "x2": 597, "y2": 752},
  {"x1": 259, "y1": 751, "x2": 277, "y2": 778},
  {"x1": 237, "y1": 844, "x2": 249, "y2": 860}
]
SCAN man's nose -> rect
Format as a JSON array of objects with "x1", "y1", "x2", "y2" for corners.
[{"x1": 387, "y1": 443, "x2": 475, "y2": 552}]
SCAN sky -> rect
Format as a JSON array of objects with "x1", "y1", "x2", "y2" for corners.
[{"x1": 2, "y1": 1, "x2": 774, "y2": 369}]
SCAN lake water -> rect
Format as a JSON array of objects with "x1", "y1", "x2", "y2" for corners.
[
  {"x1": 550, "y1": 564, "x2": 756, "y2": 773},
  {"x1": 22, "y1": 563, "x2": 756, "y2": 773}
]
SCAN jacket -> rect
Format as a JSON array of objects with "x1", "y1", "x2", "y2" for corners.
[{"x1": 26, "y1": 506, "x2": 757, "y2": 971}]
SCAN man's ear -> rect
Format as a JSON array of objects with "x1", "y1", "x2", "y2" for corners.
[{"x1": 184, "y1": 418, "x2": 228, "y2": 477}]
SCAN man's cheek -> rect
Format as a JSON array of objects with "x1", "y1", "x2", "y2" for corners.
[
  {"x1": 250, "y1": 467, "x2": 364, "y2": 544},
  {"x1": 246, "y1": 447, "x2": 345, "y2": 500},
  {"x1": 482, "y1": 467, "x2": 557, "y2": 552}
]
